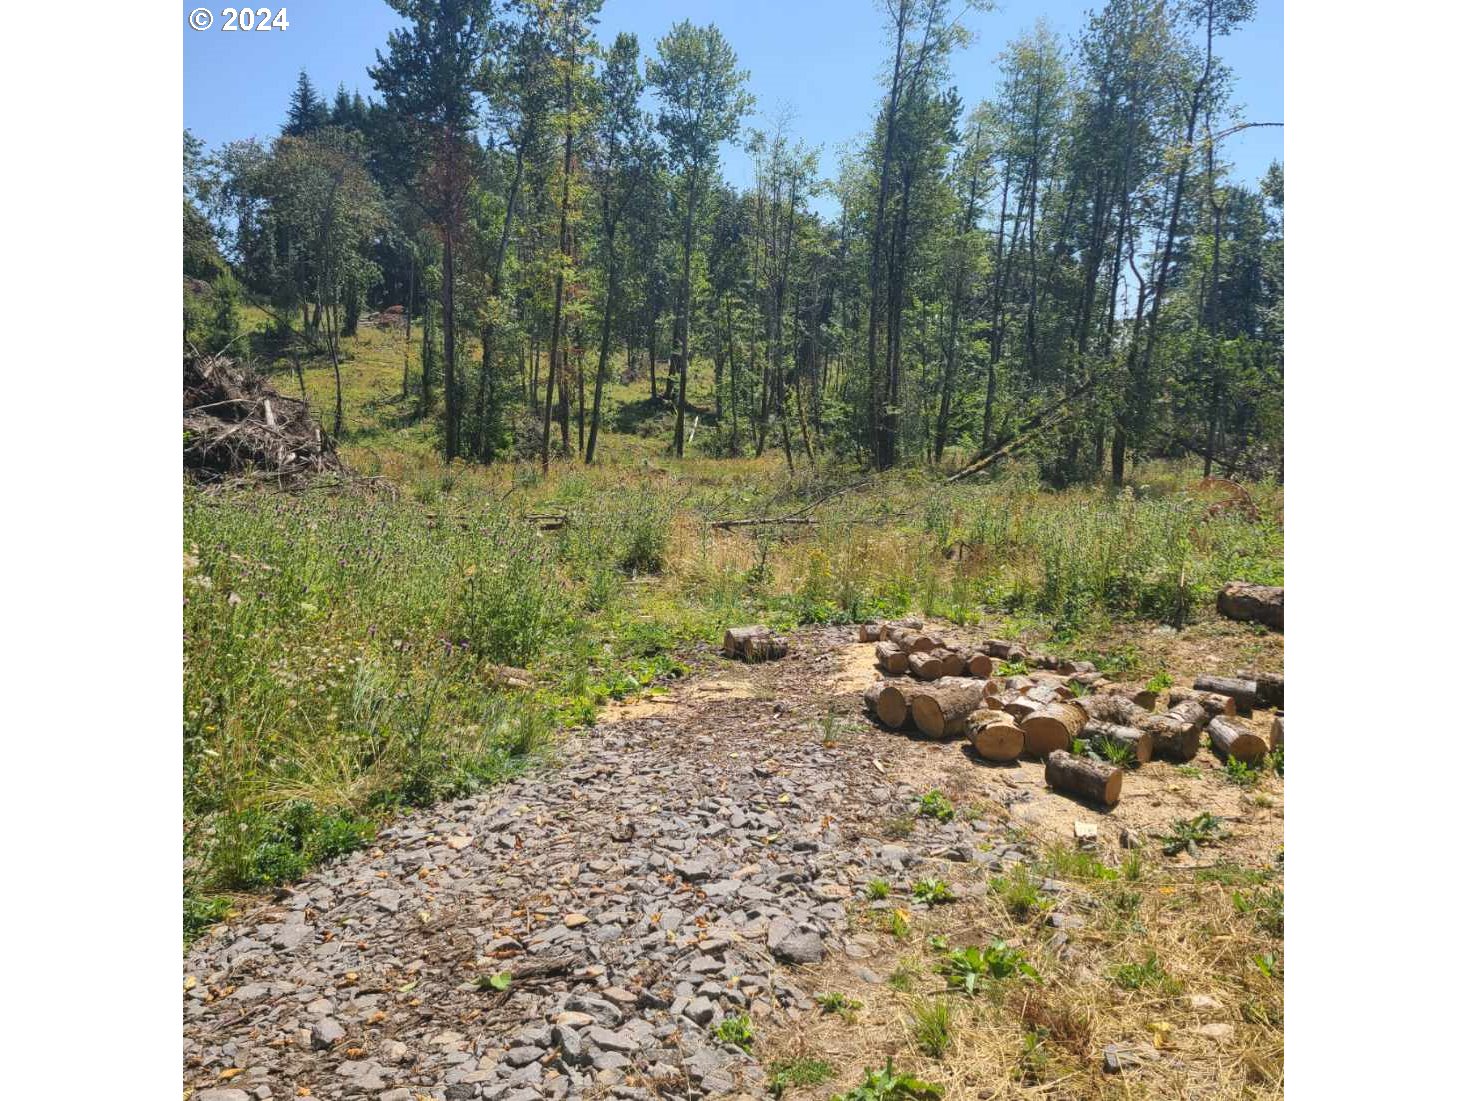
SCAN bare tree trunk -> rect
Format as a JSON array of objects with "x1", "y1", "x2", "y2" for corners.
[
  {"x1": 673, "y1": 169, "x2": 697, "y2": 457},
  {"x1": 541, "y1": 95, "x2": 575, "y2": 473}
]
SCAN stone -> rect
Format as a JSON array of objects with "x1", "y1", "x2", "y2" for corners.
[
  {"x1": 1189, "y1": 1022, "x2": 1236, "y2": 1042},
  {"x1": 771, "y1": 929, "x2": 824, "y2": 965},
  {"x1": 194, "y1": 1092, "x2": 250, "y2": 1101},
  {"x1": 587, "y1": 1026, "x2": 641, "y2": 1054},
  {"x1": 503, "y1": 1045, "x2": 544, "y2": 1068},
  {"x1": 683, "y1": 997, "x2": 717, "y2": 1025},
  {"x1": 1188, "y1": 993, "x2": 1224, "y2": 1011},
  {"x1": 310, "y1": 1018, "x2": 346, "y2": 1050}
]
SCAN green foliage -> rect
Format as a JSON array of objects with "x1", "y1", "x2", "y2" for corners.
[
  {"x1": 475, "y1": 971, "x2": 512, "y2": 992},
  {"x1": 210, "y1": 801, "x2": 377, "y2": 890},
  {"x1": 909, "y1": 998, "x2": 952, "y2": 1058},
  {"x1": 1224, "y1": 756, "x2": 1258, "y2": 786},
  {"x1": 912, "y1": 878, "x2": 956, "y2": 905},
  {"x1": 941, "y1": 941, "x2": 1040, "y2": 994},
  {"x1": 714, "y1": 1013, "x2": 755, "y2": 1051},
  {"x1": 1160, "y1": 813, "x2": 1227, "y2": 855},
  {"x1": 866, "y1": 878, "x2": 892, "y2": 900},
  {"x1": 1145, "y1": 670, "x2": 1173, "y2": 694},
  {"x1": 1043, "y1": 844, "x2": 1118, "y2": 881},
  {"x1": 991, "y1": 865, "x2": 1048, "y2": 920},
  {"x1": 1112, "y1": 953, "x2": 1182, "y2": 994},
  {"x1": 768, "y1": 1058, "x2": 835, "y2": 1098},
  {"x1": 917, "y1": 790, "x2": 955, "y2": 823},
  {"x1": 831, "y1": 1060, "x2": 943, "y2": 1101},
  {"x1": 183, "y1": 892, "x2": 232, "y2": 941}
]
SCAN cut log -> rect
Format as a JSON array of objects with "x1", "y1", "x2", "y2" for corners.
[
  {"x1": 1058, "y1": 659, "x2": 1097, "y2": 676},
  {"x1": 964, "y1": 651, "x2": 995, "y2": 678},
  {"x1": 982, "y1": 639, "x2": 1029, "y2": 661},
  {"x1": 857, "y1": 623, "x2": 883, "y2": 643},
  {"x1": 1217, "y1": 581, "x2": 1283, "y2": 630},
  {"x1": 1086, "y1": 693, "x2": 1150, "y2": 726},
  {"x1": 908, "y1": 651, "x2": 945, "y2": 681},
  {"x1": 1081, "y1": 721, "x2": 1153, "y2": 765},
  {"x1": 1166, "y1": 687, "x2": 1235, "y2": 719},
  {"x1": 1163, "y1": 699, "x2": 1208, "y2": 732},
  {"x1": 966, "y1": 709, "x2": 1024, "y2": 762},
  {"x1": 878, "y1": 618, "x2": 923, "y2": 641},
  {"x1": 1241, "y1": 670, "x2": 1284, "y2": 710},
  {"x1": 1270, "y1": 713, "x2": 1284, "y2": 750},
  {"x1": 1209, "y1": 716, "x2": 1269, "y2": 764},
  {"x1": 1004, "y1": 675, "x2": 1036, "y2": 693},
  {"x1": 887, "y1": 626, "x2": 942, "y2": 654},
  {"x1": 1030, "y1": 654, "x2": 1060, "y2": 670},
  {"x1": 723, "y1": 626, "x2": 788, "y2": 662},
  {"x1": 934, "y1": 649, "x2": 966, "y2": 678},
  {"x1": 1139, "y1": 714, "x2": 1201, "y2": 762},
  {"x1": 1193, "y1": 675, "x2": 1257, "y2": 716},
  {"x1": 863, "y1": 681, "x2": 914, "y2": 730},
  {"x1": 1001, "y1": 693, "x2": 1043, "y2": 722},
  {"x1": 875, "y1": 641, "x2": 909, "y2": 675},
  {"x1": 910, "y1": 678, "x2": 1002, "y2": 739},
  {"x1": 1021, "y1": 700, "x2": 1090, "y2": 757},
  {"x1": 1044, "y1": 750, "x2": 1123, "y2": 807},
  {"x1": 1097, "y1": 684, "x2": 1157, "y2": 710}
]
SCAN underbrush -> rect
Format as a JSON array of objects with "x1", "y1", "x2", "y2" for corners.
[{"x1": 183, "y1": 453, "x2": 1281, "y2": 937}]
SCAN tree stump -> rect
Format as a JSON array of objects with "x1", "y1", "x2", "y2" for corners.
[
  {"x1": 723, "y1": 626, "x2": 789, "y2": 662},
  {"x1": 967, "y1": 709, "x2": 1024, "y2": 761},
  {"x1": 1045, "y1": 750, "x2": 1123, "y2": 807},
  {"x1": 1208, "y1": 716, "x2": 1269, "y2": 764},
  {"x1": 1021, "y1": 700, "x2": 1090, "y2": 757},
  {"x1": 965, "y1": 651, "x2": 995, "y2": 678}
]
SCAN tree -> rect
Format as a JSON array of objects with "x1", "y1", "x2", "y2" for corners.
[
  {"x1": 647, "y1": 20, "x2": 752, "y2": 457},
  {"x1": 284, "y1": 70, "x2": 329, "y2": 137},
  {"x1": 585, "y1": 31, "x2": 657, "y2": 464},
  {"x1": 370, "y1": 0, "x2": 496, "y2": 461}
]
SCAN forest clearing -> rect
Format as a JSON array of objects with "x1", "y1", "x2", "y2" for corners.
[{"x1": 181, "y1": 2, "x2": 1283, "y2": 1098}]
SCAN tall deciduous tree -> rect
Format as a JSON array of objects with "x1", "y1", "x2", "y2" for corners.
[{"x1": 647, "y1": 20, "x2": 752, "y2": 457}]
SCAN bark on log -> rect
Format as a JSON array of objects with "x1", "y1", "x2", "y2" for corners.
[
  {"x1": 982, "y1": 639, "x2": 1029, "y2": 661},
  {"x1": 878, "y1": 618, "x2": 923, "y2": 640},
  {"x1": 1193, "y1": 675, "x2": 1256, "y2": 715},
  {"x1": 1081, "y1": 721, "x2": 1154, "y2": 765},
  {"x1": 888, "y1": 627, "x2": 943, "y2": 654},
  {"x1": 1044, "y1": 750, "x2": 1123, "y2": 807},
  {"x1": 1139, "y1": 714, "x2": 1201, "y2": 762},
  {"x1": 1209, "y1": 715, "x2": 1269, "y2": 764},
  {"x1": 863, "y1": 681, "x2": 914, "y2": 730},
  {"x1": 1001, "y1": 693, "x2": 1043, "y2": 722},
  {"x1": 1030, "y1": 654, "x2": 1059, "y2": 670},
  {"x1": 934, "y1": 649, "x2": 966, "y2": 678},
  {"x1": 1021, "y1": 700, "x2": 1090, "y2": 757},
  {"x1": 1241, "y1": 670, "x2": 1284, "y2": 710},
  {"x1": 967, "y1": 709, "x2": 1024, "y2": 762},
  {"x1": 1217, "y1": 581, "x2": 1283, "y2": 630},
  {"x1": 965, "y1": 651, "x2": 994, "y2": 678},
  {"x1": 910, "y1": 678, "x2": 1002, "y2": 738},
  {"x1": 908, "y1": 651, "x2": 945, "y2": 681},
  {"x1": 857, "y1": 623, "x2": 883, "y2": 643},
  {"x1": 723, "y1": 626, "x2": 788, "y2": 662},
  {"x1": 875, "y1": 641, "x2": 909, "y2": 675},
  {"x1": 1097, "y1": 684, "x2": 1157, "y2": 710},
  {"x1": 1270, "y1": 713, "x2": 1283, "y2": 750},
  {"x1": 1167, "y1": 687, "x2": 1235, "y2": 718},
  {"x1": 1086, "y1": 694, "x2": 1150, "y2": 726}
]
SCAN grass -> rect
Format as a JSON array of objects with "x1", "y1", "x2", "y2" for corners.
[
  {"x1": 767, "y1": 1057, "x2": 835, "y2": 1097},
  {"x1": 990, "y1": 865, "x2": 1049, "y2": 921},
  {"x1": 909, "y1": 998, "x2": 953, "y2": 1058},
  {"x1": 913, "y1": 878, "x2": 957, "y2": 905},
  {"x1": 182, "y1": 308, "x2": 1283, "y2": 939},
  {"x1": 940, "y1": 942, "x2": 1040, "y2": 994}
]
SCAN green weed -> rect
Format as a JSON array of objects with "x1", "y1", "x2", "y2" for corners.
[
  {"x1": 714, "y1": 1013, "x2": 755, "y2": 1051},
  {"x1": 909, "y1": 998, "x2": 952, "y2": 1058},
  {"x1": 917, "y1": 790, "x2": 955, "y2": 823},
  {"x1": 833, "y1": 1059, "x2": 943, "y2": 1101},
  {"x1": 940, "y1": 941, "x2": 1039, "y2": 994},
  {"x1": 768, "y1": 1058, "x2": 835, "y2": 1098}
]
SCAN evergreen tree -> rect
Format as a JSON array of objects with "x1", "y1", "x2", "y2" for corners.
[{"x1": 284, "y1": 70, "x2": 328, "y2": 136}]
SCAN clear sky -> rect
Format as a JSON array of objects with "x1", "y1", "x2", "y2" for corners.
[{"x1": 184, "y1": 0, "x2": 1282, "y2": 216}]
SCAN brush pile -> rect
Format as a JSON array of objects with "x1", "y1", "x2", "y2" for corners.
[
  {"x1": 856, "y1": 619, "x2": 1282, "y2": 809},
  {"x1": 183, "y1": 354, "x2": 344, "y2": 484}
]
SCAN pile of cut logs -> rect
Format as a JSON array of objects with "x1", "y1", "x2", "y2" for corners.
[{"x1": 857, "y1": 620, "x2": 1282, "y2": 810}]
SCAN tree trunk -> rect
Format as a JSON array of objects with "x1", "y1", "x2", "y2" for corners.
[
  {"x1": 967, "y1": 709, "x2": 1024, "y2": 762},
  {"x1": 1081, "y1": 721, "x2": 1153, "y2": 765},
  {"x1": 1166, "y1": 688, "x2": 1235, "y2": 719},
  {"x1": 875, "y1": 641, "x2": 909, "y2": 675},
  {"x1": 1045, "y1": 750, "x2": 1123, "y2": 807},
  {"x1": 1208, "y1": 716, "x2": 1268, "y2": 764},
  {"x1": 723, "y1": 626, "x2": 789, "y2": 662},
  {"x1": 1192, "y1": 675, "x2": 1257, "y2": 715},
  {"x1": 1217, "y1": 582, "x2": 1284, "y2": 630},
  {"x1": 442, "y1": 230, "x2": 457, "y2": 460},
  {"x1": 910, "y1": 677, "x2": 1001, "y2": 739},
  {"x1": 673, "y1": 170, "x2": 697, "y2": 457},
  {"x1": 864, "y1": 680, "x2": 915, "y2": 730},
  {"x1": 1020, "y1": 700, "x2": 1088, "y2": 757}
]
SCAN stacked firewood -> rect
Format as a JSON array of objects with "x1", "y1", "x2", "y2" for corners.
[{"x1": 857, "y1": 620, "x2": 1282, "y2": 809}]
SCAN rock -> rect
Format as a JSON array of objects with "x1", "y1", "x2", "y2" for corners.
[
  {"x1": 504, "y1": 1045, "x2": 544, "y2": 1068},
  {"x1": 554, "y1": 1025, "x2": 589, "y2": 1067},
  {"x1": 1102, "y1": 1044, "x2": 1148, "y2": 1074},
  {"x1": 563, "y1": 913, "x2": 589, "y2": 928},
  {"x1": 771, "y1": 929, "x2": 824, "y2": 965},
  {"x1": 1188, "y1": 993, "x2": 1224, "y2": 1011},
  {"x1": 855, "y1": 967, "x2": 883, "y2": 984},
  {"x1": 587, "y1": 1026, "x2": 641, "y2": 1054},
  {"x1": 683, "y1": 997, "x2": 717, "y2": 1025},
  {"x1": 381, "y1": 1039, "x2": 410, "y2": 1064},
  {"x1": 195, "y1": 1092, "x2": 250, "y2": 1101},
  {"x1": 310, "y1": 1018, "x2": 346, "y2": 1050}
]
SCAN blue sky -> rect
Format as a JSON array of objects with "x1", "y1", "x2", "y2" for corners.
[{"x1": 184, "y1": 0, "x2": 1282, "y2": 216}]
